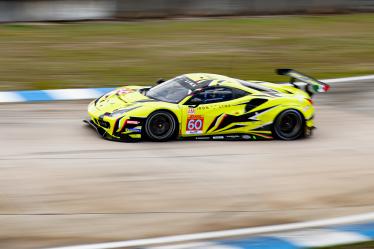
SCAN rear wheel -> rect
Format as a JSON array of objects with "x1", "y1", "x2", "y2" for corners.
[
  {"x1": 144, "y1": 111, "x2": 177, "y2": 142},
  {"x1": 273, "y1": 109, "x2": 304, "y2": 140}
]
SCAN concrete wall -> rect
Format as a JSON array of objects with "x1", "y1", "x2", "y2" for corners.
[
  {"x1": 116, "y1": 0, "x2": 358, "y2": 18},
  {"x1": 0, "y1": 0, "x2": 373, "y2": 22},
  {"x1": 0, "y1": 0, "x2": 116, "y2": 22}
]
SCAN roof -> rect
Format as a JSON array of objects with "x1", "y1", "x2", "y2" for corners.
[{"x1": 181, "y1": 73, "x2": 269, "y2": 92}]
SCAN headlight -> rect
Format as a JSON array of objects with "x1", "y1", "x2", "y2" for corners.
[{"x1": 110, "y1": 106, "x2": 139, "y2": 118}]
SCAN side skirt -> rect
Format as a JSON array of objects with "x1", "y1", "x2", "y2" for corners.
[{"x1": 179, "y1": 133, "x2": 273, "y2": 141}]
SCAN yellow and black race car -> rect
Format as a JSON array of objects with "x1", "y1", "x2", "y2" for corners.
[{"x1": 84, "y1": 69, "x2": 330, "y2": 142}]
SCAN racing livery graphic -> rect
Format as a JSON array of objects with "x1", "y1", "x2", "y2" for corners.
[{"x1": 84, "y1": 69, "x2": 330, "y2": 142}]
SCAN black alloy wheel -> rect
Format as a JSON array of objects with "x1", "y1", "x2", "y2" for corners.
[
  {"x1": 273, "y1": 109, "x2": 304, "y2": 140},
  {"x1": 144, "y1": 111, "x2": 177, "y2": 141}
]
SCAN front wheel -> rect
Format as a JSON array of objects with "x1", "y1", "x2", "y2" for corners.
[
  {"x1": 144, "y1": 111, "x2": 177, "y2": 142},
  {"x1": 273, "y1": 109, "x2": 304, "y2": 141}
]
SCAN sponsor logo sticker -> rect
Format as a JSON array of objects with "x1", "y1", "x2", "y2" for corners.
[
  {"x1": 196, "y1": 136, "x2": 211, "y2": 140},
  {"x1": 213, "y1": 136, "x2": 224, "y2": 140},
  {"x1": 126, "y1": 127, "x2": 142, "y2": 133},
  {"x1": 226, "y1": 135, "x2": 240, "y2": 139},
  {"x1": 188, "y1": 108, "x2": 195, "y2": 115},
  {"x1": 117, "y1": 88, "x2": 133, "y2": 95},
  {"x1": 126, "y1": 120, "x2": 140, "y2": 125}
]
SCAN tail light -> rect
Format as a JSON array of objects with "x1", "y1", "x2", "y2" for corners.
[{"x1": 306, "y1": 98, "x2": 313, "y2": 105}]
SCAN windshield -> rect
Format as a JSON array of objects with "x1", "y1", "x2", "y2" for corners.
[{"x1": 146, "y1": 76, "x2": 195, "y2": 103}]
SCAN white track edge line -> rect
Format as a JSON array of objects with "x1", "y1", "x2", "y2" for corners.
[
  {"x1": 323, "y1": 75, "x2": 374, "y2": 83},
  {"x1": 281, "y1": 75, "x2": 374, "y2": 87},
  {"x1": 45, "y1": 211, "x2": 374, "y2": 249}
]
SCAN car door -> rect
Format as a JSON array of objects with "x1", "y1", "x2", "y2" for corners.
[{"x1": 180, "y1": 86, "x2": 256, "y2": 137}]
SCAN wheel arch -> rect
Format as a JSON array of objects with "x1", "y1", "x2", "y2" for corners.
[{"x1": 274, "y1": 105, "x2": 307, "y2": 123}]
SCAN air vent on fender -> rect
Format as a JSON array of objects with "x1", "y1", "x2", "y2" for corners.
[{"x1": 245, "y1": 98, "x2": 268, "y2": 112}]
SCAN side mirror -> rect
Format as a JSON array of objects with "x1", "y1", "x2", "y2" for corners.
[
  {"x1": 156, "y1": 78, "x2": 165, "y2": 85},
  {"x1": 188, "y1": 97, "x2": 203, "y2": 107}
]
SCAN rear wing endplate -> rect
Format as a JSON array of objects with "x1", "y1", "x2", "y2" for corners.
[{"x1": 277, "y1": 69, "x2": 330, "y2": 96}]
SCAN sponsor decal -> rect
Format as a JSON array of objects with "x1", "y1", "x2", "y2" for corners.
[
  {"x1": 176, "y1": 76, "x2": 198, "y2": 88},
  {"x1": 197, "y1": 106, "x2": 210, "y2": 110},
  {"x1": 188, "y1": 108, "x2": 195, "y2": 115},
  {"x1": 186, "y1": 115, "x2": 204, "y2": 134},
  {"x1": 242, "y1": 135, "x2": 251, "y2": 140},
  {"x1": 126, "y1": 127, "x2": 142, "y2": 133},
  {"x1": 213, "y1": 136, "x2": 224, "y2": 140},
  {"x1": 217, "y1": 104, "x2": 231, "y2": 108},
  {"x1": 126, "y1": 120, "x2": 140, "y2": 125},
  {"x1": 117, "y1": 118, "x2": 141, "y2": 132},
  {"x1": 183, "y1": 78, "x2": 198, "y2": 88},
  {"x1": 196, "y1": 136, "x2": 211, "y2": 140},
  {"x1": 117, "y1": 88, "x2": 133, "y2": 95},
  {"x1": 186, "y1": 130, "x2": 202, "y2": 135},
  {"x1": 226, "y1": 135, "x2": 241, "y2": 139}
]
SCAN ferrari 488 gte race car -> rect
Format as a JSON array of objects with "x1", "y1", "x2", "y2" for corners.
[{"x1": 84, "y1": 69, "x2": 330, "y2": 142}]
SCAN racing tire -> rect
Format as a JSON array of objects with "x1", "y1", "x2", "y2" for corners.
[
  {"x1": 273, "y1": 109, "x2": 304, "y2": 141},
  {"x1": 144, "y1": 111, "x2": 177, "y2": 142}
]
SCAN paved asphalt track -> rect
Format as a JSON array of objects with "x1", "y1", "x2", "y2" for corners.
[{"x1": 0, "y1": 79, "x2": 374, "y2": 249}]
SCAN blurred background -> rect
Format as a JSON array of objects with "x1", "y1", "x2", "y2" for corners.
[
  {"x1": 0, "y1": 0, "x2": 373, "y2": 90},
  {"x1": 1, "y1": 1, "x2": 374, "y2": 249}
]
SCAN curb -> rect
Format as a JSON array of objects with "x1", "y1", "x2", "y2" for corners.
[
  {"x1": 46, "y1": 212, "x2": 374, "y2": 249},
  {"x1": 143, "y1": 222, "x2": 374, "y2": 249},
  {"x1": 0, "y1": 87, "x2": 115, "y2": 103}
]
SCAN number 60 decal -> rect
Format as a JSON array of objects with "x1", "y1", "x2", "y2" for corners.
[
  {"x1": 188, "y1": 119, "x2": 203, "y2": 130},
  {"x1": 186, "y1": 115, "x2": 204, "y2": 134}
]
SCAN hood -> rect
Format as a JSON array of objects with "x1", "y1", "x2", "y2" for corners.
[{"x1": 94, "y1": 86, "x2": 151, "y2": 113}]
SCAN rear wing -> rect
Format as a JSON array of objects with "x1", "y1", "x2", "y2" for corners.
[{"x1": 277, "y1": 69, "x2": 330, "y2": 96}]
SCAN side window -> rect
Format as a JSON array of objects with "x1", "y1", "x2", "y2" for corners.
[
  {"x1": 185, "y1": 87, "x2": 249, "y2": 105},
  {"x1": 202, "y1": 88, "x2": 233, "y2": 104},
  {"x1": 232, "y1": 88, "x2": 249, "y2": 99}
]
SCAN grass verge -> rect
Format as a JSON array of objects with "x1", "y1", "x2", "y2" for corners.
[
  {"x1": 0, "y1": 14, "x2": 373, "y2": 90},
  {"x1": 321, "y1": 241, "x2": 374, "y2": 249}
]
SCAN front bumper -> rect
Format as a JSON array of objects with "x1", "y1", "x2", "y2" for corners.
[
  {"x1": 84, "y1": 119, "x2": 107, "y2": 138},
  {"x1": 87, "y1": 99, "x2": 145, "y2": 141},
  {"x1": 84, "y1": 118, "x2": 142, "y2": 142}
]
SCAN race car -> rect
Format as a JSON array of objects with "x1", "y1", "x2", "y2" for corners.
[{"x1": 84, "y1": 69, "x2": 330, "y2": 142}]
